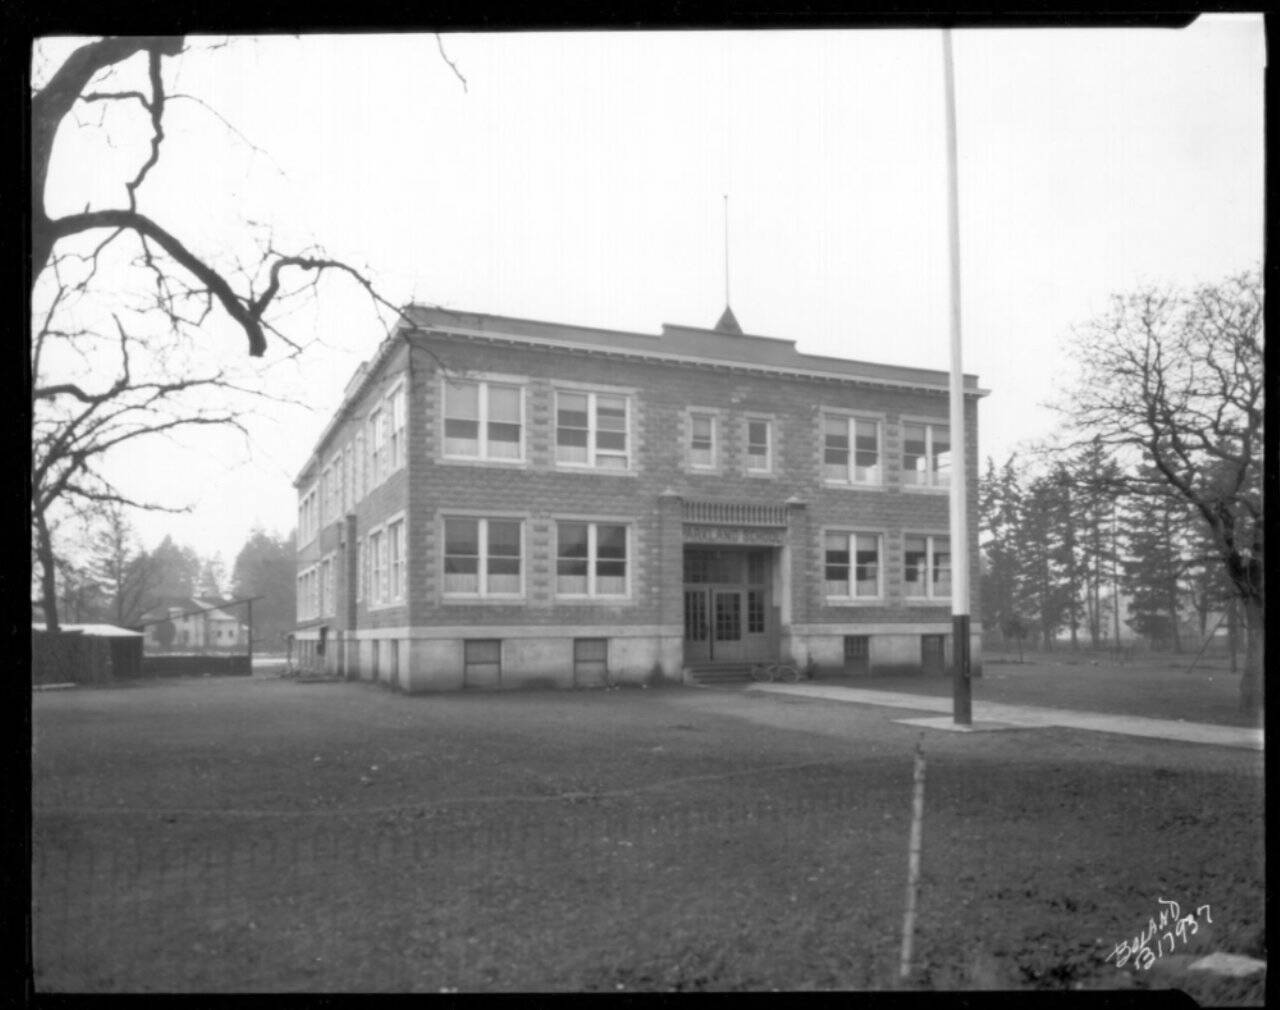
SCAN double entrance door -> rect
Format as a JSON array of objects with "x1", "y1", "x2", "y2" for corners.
[{"x1": 682, "y1": 548, "x2": 773, "y2": 664}]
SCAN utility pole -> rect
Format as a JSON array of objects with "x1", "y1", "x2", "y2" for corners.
[{"x1": 942, "y1": 28, "x2": 971, "y2": 725}]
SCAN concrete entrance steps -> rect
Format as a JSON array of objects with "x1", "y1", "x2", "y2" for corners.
[{"x1": 685, "y1": 664, "x2": 755, "y2": 686}]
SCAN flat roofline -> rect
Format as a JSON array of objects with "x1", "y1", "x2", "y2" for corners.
[
  {"x1": 417, "y1": 322, "x2": 986, "y2": 392},
  {"x1": 407, "y1": 304, "x2": 664, "y2": 344}
]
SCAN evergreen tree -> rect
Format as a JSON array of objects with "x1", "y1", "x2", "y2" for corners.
[
  {"x1": 149, "y1": 535, "x2": 202, "y2": 603},
  {"x1": 231, "y1": 528, "x2": 297, "y2": 650},
  {"x1": 1119, "y1": 479, "x2": 1192, "y2": 651}
]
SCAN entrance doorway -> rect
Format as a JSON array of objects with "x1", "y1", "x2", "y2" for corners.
[{"x1": 683, "y1": 548, "x2": 774, "y2": 664}]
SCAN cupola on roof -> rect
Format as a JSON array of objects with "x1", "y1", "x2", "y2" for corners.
[{"x1": 714, "y1": 305, "x2": 743, "y2": 335}]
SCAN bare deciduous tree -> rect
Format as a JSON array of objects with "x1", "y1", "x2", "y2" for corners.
[
  {"x1": 32, "y1": 294, "x2": 247, "y2": 630},
  {"x1": 31, "y1": 36, "x2": 415, "y2": 356},
  {"x1": 30, "y1": 36, "x2": 465, "y2": 631},
  {"x1": 1059, "y1": 271, "x2": 1263, "y2": 714}
]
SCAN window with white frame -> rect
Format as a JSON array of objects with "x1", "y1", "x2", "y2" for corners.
[
  {"x1": 443, "y1": 379, "x2": 523, "y2": 461},
  {"x1": 823, "y1": 532, "x2": 882, "y2": 599},
  {"x1": 688, "y1": 413, "x2": 716, "y2": 469},
  {"x1": 333, "y1": 452, "x2": 344, "y2": 517},
  {"x1": 319, "y1": 557, "x2": 332, "y2": 616},
  {"x1": 298, "y1": 486, "x2": 318, "y2": 544},
  {"x1": 555, "y1": 522, "x2": 628, "y2": 597},
  {"x1": 903, "y1": 534, "x2": 951, "y2": 598},
  {"x1": 902, "y1": 422, "x2": 950, "y2": 487},
  {"x1": 320, "y1": 465, "x2": 331, "y2": 523},
  {"x1": 355, "y1": 430, "x2": 366, "y2": 499},
  {"x1": 823, "y1": 415, "x2": 882, "y2": 485},
  {"x1": 357, "y1": 537, "x2": 366, "y2": 603},
  {"x1": 443, "y1": 517, "x2": 523, "y2": 596},
  {"x1": 297, "y1": 565, "x2": 320, "y2": 621},
  {"x1": 555, "y1": 390, "x2": 629, "y2": 469},
  {"x1": 388, "y1": 518, "x2": 405, "y2": 601},
  {"x1": 746, "y1": 418, "x2": 772, "y2": 473},
  {"x1": 343, "y1": 446, "x2": 354, "y2": 512},
  {"x1": 389, "y1": 383, "x2": 407, "y2": 470},
  {"x1": 369, "y1": 529, "x2": 384, "y2": 605},
  {"x1": 369, "y1": 409, "x2": 387, "y2": 484}
]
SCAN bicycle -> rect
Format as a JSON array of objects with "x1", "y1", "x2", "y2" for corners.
[{"x1": 750, "y1": 661, "x2": 802, "y2": 683}]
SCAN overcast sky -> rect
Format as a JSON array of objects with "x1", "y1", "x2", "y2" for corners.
[{"x1": 38, "y1": 18, "x2": 1265, "y2": 572}]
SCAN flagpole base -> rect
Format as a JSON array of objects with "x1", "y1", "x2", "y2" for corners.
[{"x1": 952, "y1": 613, "x2": 972, "y2": 725}]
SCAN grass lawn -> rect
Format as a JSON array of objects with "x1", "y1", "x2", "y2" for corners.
[
  {"x1": 838, "y1": 651, "x2": 1262, "y2": 728},
  {"x1": 31, "y1": 676, "x2": 1265, "y2": 998}
]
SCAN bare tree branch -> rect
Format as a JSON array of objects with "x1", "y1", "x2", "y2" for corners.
[{"x1": 435, "y1": 34, "x2": 468, "y2": 93}]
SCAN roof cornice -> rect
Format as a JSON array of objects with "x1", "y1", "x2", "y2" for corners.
[{"x1": 416, "y1": 325, "x2": 990, "y2": 398}]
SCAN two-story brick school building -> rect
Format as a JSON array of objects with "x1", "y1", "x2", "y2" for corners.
[{"x1": 291, "y1": 304, "x2": 984, "y2": 690}]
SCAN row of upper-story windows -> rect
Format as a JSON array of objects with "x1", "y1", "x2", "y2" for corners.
[
  {"x1": 444, "y1": 379, "x2": 632, "y2": 470},
  {"x1": 299, "y1": 381, "x2": 407, "y2": 547},
  {"x1": 442, "y1": 375, "x2": 951, "y2": 485}
]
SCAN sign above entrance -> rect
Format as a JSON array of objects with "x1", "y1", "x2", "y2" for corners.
[{"x1": 683, "y1": 523, "x2": 786, "y2": 546}]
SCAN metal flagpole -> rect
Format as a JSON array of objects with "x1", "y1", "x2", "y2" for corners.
[
  {"x1": 942, "y1": 28, "x2": 972, "y2": 725},
  {"x1": 723, "y1": 194, "x2": 731, "y2": 305}
]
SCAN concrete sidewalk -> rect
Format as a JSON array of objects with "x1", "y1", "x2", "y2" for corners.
[{"x1": 747, "y1": 684, "x2": 1265, "y2": 751}]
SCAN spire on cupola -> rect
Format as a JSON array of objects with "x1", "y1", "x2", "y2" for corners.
[
  {"x1": 715, "y1": 193, "x2": 743, "y2": 334},
  {"x1": 714, "y1": 304, "x2": 743, "y2": 334}
]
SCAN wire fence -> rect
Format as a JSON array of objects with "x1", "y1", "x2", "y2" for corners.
[{"x1": 33, "y1": 776, "x2": 899, "y2": 992}]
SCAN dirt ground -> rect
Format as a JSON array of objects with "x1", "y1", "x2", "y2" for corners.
[
  {"x1": 30, "y1": 675, "x2": 1266, "y2": 998},
  {"x1": 840, "y1": 651, "x2": 1262, "y2": 728}
]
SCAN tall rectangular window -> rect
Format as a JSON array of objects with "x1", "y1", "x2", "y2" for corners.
[
  {"x1": 370, "y1": 409, "x2": 386, "y2": 485},
  {"x1": 689, "y1": 413, "x2": 715, "y2": 469},
  {"x1": 369, "y1": 530, "x2": 384, "y2": 604},
  {"x1": 319, "y1": 558, "x2": 331, "y2": 616},
  {"x1": 555, "y1": 391, "x2": 629, "y2": 469},
  {"x1": 902, "y1": 422, "x2": 950, "y2": 487},
  {"x1": 904, "y1": 534, "x2": 951, "y2": 598},
  {"x1": 389, "y1": 384, "x2": 406, "y2": 470},
  {"x1": 378, "y1": 528, "x2": 390, "y2": 602},
  {"x1": 343, "y1": 445, "x2": 354, "y2": 511},
  {"x1": 443, "y1": 517, "x2": 523, "y2": 597},
  {"x1": 823, "y1": 415, "x2": 881, "y2": 485},
  {"x1": 746, "y1": 419, "x2": 771, "y2": 473},
  {"x1": 355, "y1": 431, "x2": 366, "y2": 501},
  {"x1": 444, "y1": 380, "x2": 523, "y2": 460},
  {"x1": 388, "y1": 519, "x2": 405, "y2": 601},
  {"x1": 299, "y1": 487, "x2": 318, "y2": 545},
  {"x1": 556, "y1": 521, "x2": 628, "y2": 596},
  {"x1": 824, "y1": 532, "x2": 882, "y2": 598}
]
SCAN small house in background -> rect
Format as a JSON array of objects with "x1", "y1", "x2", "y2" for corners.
[
  {"x1": 138, "y1": 597, "x2": 249, "y2": 652},
  {"x1": 32, "y1": 623, "x2": 144, "y2": 685}
]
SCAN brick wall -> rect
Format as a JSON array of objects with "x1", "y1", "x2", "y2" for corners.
[{"x1": 405, "y1": 332, "x2": 980, "y2": 630}]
